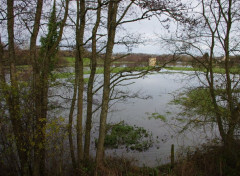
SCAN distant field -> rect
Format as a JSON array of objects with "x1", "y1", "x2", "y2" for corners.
[
  {"x1": 165, "y1": 66, "x2": 240, "y2": 74},
  {"x1": 63, "y1": 57, "x2": 135, "y2": 66},
  {"x1": 15, "y1": 58, "x2": 240, "y2": 76},
  {"x1": 53, "y1": 65, "x2": 240, "y2": 80},
  {"x1": 64, "y1": 57, "x2": 91, "y2": 66}
]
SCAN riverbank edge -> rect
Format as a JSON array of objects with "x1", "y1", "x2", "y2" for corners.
[{"x1": 52, "y1": 65, "x2": 240, "y2": 79}]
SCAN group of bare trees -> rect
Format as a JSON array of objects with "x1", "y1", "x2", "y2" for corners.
[
  {"x1": 0, "y1": 0, "x2": 174, "y2": 175},
  {"x1": 0, "y1": 0, "x2": 69, "y2": 175},
  {"x1": 164, "y1": 0, "x2": 240, "y2": 169}
]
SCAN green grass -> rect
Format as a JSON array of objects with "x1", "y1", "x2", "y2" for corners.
[
  {"x1": 165, "y1": 66, "x2": 240, "y2": 74},
  {"x1": 165, "y1": 66, "x2": 198, "y2": 72},
  {"x1": 64, "y1": 57, "x2": 75, "y2": 64},
  {"x1": 64, "y1": 57, "x2": 136, "y2": 66},
  {"x1": 52, "y1": 66, "x2": 153, "y2": 80},
  {"x1": 53, "y1": 65, "x2": 240, "y2": 80},
  {"x1": 111, "y1": 66, "x2": 156, "y2": 73},
  {"x1": 14, "y1": 57, "x2": 240, "y2": 75},
  {"x1": 52, "y1": 72, "x2": 75, "y2": 79},
  {"x1": 100, "y1": 121, "x2": 153, "y2": 151},
  {"x1": 53, "y1": 67, "x2": 106, "y2": 79},
  {"x1": 110, "y1": 60, "x2": 137, "y2": 65},
  {"x1": 64, "y1": 57, "x2": 91, "y2": 66}
]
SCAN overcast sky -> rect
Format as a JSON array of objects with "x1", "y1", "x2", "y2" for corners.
[
  {"x1": 113, "y1": 15, "x2": 171, "y2": 55},
  {"x1": 0, "y1": 0, "x2": 177, "y2": 55}
]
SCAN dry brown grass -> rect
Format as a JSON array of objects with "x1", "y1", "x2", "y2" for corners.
[{"x1": 173, "y1": 143, "x2": 240, "y2": 176}]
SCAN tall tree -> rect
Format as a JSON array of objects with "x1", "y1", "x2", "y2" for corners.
[
  {"x1": 84, "y1": 0, "x2": 102, "y2": 162},
  {"x1": 67, "y1": 0, "x2": 86, "y2": 172},
  {"x1": 163, "y1": 0, "x2": 240, "y2": 171},
  {"x1": 76, "y1": 0, "x2": 86, "y2": 168},
  {"x1": 95, "y1": 0, "x2": 120, "y2": 171},
  {"x1": 31, "y1": 0, "x2": 70, "y2": 175},
  {"x1": 0, "y1": 36, "x2": 5, "y2": 83},
  {"x1": 94, "y1": 0, "x2": 161, "y2": 171},
  {"x1": 6, "y1": 0, "x2": 32, "y2": 175}
]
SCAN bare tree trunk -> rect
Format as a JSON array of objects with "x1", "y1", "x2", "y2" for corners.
[
  {"x1": 0, "y1": 37, "x2": 5, "y2": 83},
  {"x1": 84, "y1": 0, "x2": 102, "y2": 162},
  {"x1": 221, "y1": 0, "x2": 237, "y2": 164},
  {"x1": 7, "y1": 0, "x2": 31, "y2": 175},
  {"x1": 31, "y1": 0, "x2": 69, "y2": 175},
  {"x1": 75, "y1": 0, "x2": 85, "y2": 169},
  {"x1": 68, "y1": 58, "x2": 78, "y2": 169},
  {"x1": 201, "y1": 0, "x2": 232, "y2": 146},
  {"x1": 27, "y1": 1, "x2": 44, "y2": 175},
  {"x1": 223, "y1": 0, "x2": 235, "y2": 149},
  {"x1": 29, "y1": 1, "x2": 43, "y2": 153},
  {"x1": 95, "y1": 0, "x2": 118, "y2": 170},
  {"x1": 30, "y1": 0, "x2": 43, "y2": 64}
]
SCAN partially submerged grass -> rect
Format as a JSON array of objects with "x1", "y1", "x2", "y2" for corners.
[
  {"x1": 64, "y1": 57, "x2": 91, "y2": 66},
  {"x1": 17, "y1": 60, "x2": 240, "y2": 81},
  {"x1": 52, "y1": 66, "x2": 156, "y2": 79},
  {"x1": 146, "y1": 112, "x2": 167, "y2": 121},
  {"x1": 165, "y1": 66, "x2": 198, "y2": 72},
  {"x1": 113, "y1": 66, "x2": 156, "y2": 72},
  {"x1": 165, "y1": 66, "x2": 240, "y2": 74},
  {"x1": 53, "y1": 65, "x2": 240, "y2": 80},
  {"x1": 64, "y1": 57, "x2": 75, "y2": 64},
  {"x1": 102, "y1": 121, "x2": 153, "y2": 152}
]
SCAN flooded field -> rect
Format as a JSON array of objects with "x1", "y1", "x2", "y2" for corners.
[{"x1": 51, "y1": 69, "x2": 219, "y2": 166}]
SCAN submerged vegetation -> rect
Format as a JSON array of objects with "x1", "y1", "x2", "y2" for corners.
[
  {"x1": 103, "y1": 122, "x2": 154, "y2": 151},
  {"x1": 171, "y1": 87, "x2": 238, "y2": 129},
  {"x1": 146, "y1": 112, "x2": 167, "y2": 121},
  {"x1": 171, "y1": 88, "x2": 216, "y2": 120},
  {"x1": 165, "y1": 66, "x2": 240, "y2": 74}
]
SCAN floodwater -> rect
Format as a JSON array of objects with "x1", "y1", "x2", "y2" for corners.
[
  {"x1": 97, "y1": 71, "x2": 218, "y2": 166},
  {"x1": 51, "y1": 68, "x2": 219, "y2": 167}
]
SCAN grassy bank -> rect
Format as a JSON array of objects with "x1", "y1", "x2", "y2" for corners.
[
  {"x1": 63, "y1": 57, "x2": 136, "y2": 66},
  {"x1": 165, "y1": 66, "x2": 240, "y2": 74},
  {"x1": 15, "y1": 57, "x2": 240, "y2": 76},
  {"x1": 54, "y1": 65, "x2": 240, "y2": 80},
  {"x1": 53, "y1": 66, "x2": 156, "y2": 79},
  {"x1": 64, "y1": 57, "x2": 91, "y2": 66},
  {"x1": 60, "y1": 143, "x2": 239, "y2": 176}
]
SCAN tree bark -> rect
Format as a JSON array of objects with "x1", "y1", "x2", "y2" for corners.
[
  {"x1": 31, "y1": 1, "x2": 69, "y2": 175},
  {"x1": 84, "y1": 0, "x2": 102, "y2": 162},
  {"x1": 7, "y1": 0, "x2": 31, "y2": 175},
  {"x1": 0, "y1": 37, "x2": 5, "y2": 83},
  {"x1": 75, "y1": 0, "x2": 85, "y2": 169},
  {"x1": 27, "y1": 1, "x2": 44, "y2": 175},
  {"x1": 68, "y1": 59, "x2": 78, "y2": 169},
  {"x1": 95, "y1": 0, "x2": 118, "y2": 170}
]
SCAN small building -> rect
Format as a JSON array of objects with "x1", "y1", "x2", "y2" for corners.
[
  {"x1": 221, "y1": 56, "x2": 231, "y2": 62},
  {"x1": 149, "y1": 57, "x2": 156, "y2": 66}
]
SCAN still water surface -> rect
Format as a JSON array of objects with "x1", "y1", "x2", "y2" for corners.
[
  {"x1": 52, "y1": 69, "x2": 218, "y2": 166},
  {"x1": 100, "y1": 71, "x2": 218, "y2": 166}
]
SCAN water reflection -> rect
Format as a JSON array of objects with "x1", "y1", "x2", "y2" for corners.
[
  {"x1": 51, "y1": 69, "x2": 218, "y2": 167},
  {"x1": 100, "y1": 72, "x2": 218, "y2": 166}
]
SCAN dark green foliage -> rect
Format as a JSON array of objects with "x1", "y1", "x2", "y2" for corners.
[
  {"x1": 103, "y1": 121, "x2": 153, "y2": 151},
  {"x1": 146, "y1": 112, "x2": 167, "y2": 121},
  {"x1": 40, "y1": 0, "x2": 59, "y2": 72},
  {"x1": 173, "y1": 88, "x2": 215, "y2": 117},
  {"x1": 171, "y1": 87, "x2": 230, "y2": 128}
]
